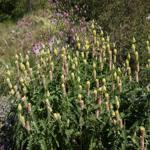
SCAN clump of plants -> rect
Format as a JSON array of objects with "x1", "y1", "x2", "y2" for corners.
[{"x1": 5, "y1": 22, "x2": 150, "y2": 149}]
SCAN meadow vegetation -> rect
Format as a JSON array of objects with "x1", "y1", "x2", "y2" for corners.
[{"x1": 0, "y1": 0, "x2": 150, "y2": 149}]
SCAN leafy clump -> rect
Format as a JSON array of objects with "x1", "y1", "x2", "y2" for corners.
[{"x1": 5, "y1": 22, "x2": 150, "y2": 149}]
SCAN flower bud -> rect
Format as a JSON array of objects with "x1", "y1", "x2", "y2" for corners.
[
  {"x1": 114, "y1": 72, "x2": 117, "y2": 80},
  {"x1": 83, "y1": 59, "x2": 87, "y2": 64},
  {"x1": 93, "y1": 89, "x2": 97, "y2": 100},
  {"x1": 115, "y1": 96, "x2": 120, "y2": 109},
  {"x1": 71, "y1": 72, "x2": 75, "y2": 80},
  {"x1": 18, "y1": 103, "x2": 22, "y2": 112},
  {"x1": 132, "y1": 44, "x2": 136, "y2": 51},
  {"x1": 53, "y1": 113, "x2": 61, "y2": 120},
  {"x1": 102, "y1": 78, "x2": 106, "y2": 85},
  {"x1": 79, "y1": 100, "x2": 84, "y2": 110},
  {"x1": 10, "y1": 89, "x2": 15, "y2": 95},
  {"x1": 77, "y1": 42, "x2": 81, "y2": 49},
  {"x1": 79, "y1": 85, "x2": 82, "y2": 93},
  {"x1": 6, "y1": 78, "x2": 12, "y2": 89},
  {"x1": 77, "y1": 77, "x2": 80, "y2": 83},
  {"x1": 134, "y1": 51, "x2": 139, "y2": 62},
  {"x1": 86, "y1": 81, "x2": 90, "y2": 89},
  {"x1": 61, "y1": 83, "x2": 66, "y2": 96},
  {"x1": 140, "y1": 126, "x2": 145, "y2": 136},
  {"x1": 20, "y1": 63, "x2": 26, "y2": 71},
  {"x1": 114, "y1": 49, "x2": 117, "y2": 55},
  {"x1": 78, "y1": 94, "x2": 82, "y2": 101},
  {"x1": 102, "y1": 85, "x2": 107, "y2": 93},
  {"x1": 96, "y1": 79, "x2": 99, "y2": 88},
  {"x1": 93, "y1": 30, "x2": 96, "y2": 36},
  {"x1": 105, "y1": 93, "x2": 109, "y2": 101}
]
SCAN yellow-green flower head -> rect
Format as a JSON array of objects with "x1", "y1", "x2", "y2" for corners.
[
  {"x1": 77, "y1": 42, "x2": 81, "y2": 49},
  {"x1": 93, "y1": 62, "x2": 96, "y2": 68},
  {"x1": 20, "y1": 63, "x2": 26, "y2": 71},
  {"x1": 93, "y1": 30, "x2": 96, "y2": 36},
  {"x1": 132, "y1": 44, "x2": 136, "y2": 51},
  {"x1": 93, "y1": 89, "x2": 97, "y2": 97},
  {"x1": 15, "y1": 54, "x2": 19, "y2": 60},
  {"x1": 85, "y1": 43, "x2": 90, "y2": 50},
  {"x1": 62, "y1": 47, "x2": 66, "y2": 54},
  {"x1": 18, "y1": 103, "x2": 22, "y2": 112},
  {"x1": 96, "y1": 41, "x2": 100, "y2": 47},
  {"x1": 76, "y1": 35, "x2": 79, "y2": 41},
  {"x1": 107, "y1": 43, "x2": 110, "y2": 50},
  {"x1": 61, "y1": 74, "x2": 65, "y2": 82},
  {"x1": 114, "y1": 49, "x2": 117, "y2": 55},
  {"x1": 71, "y1": 72, "x2": 75, "y2": 80},
  {"x1": 134, "y1": 51, "x2": 139, "y2": 61},
  {"x1": 53, "y1": 113, "x2": 61, "y2": 120},
  {"x1": 46, "y1": 91, "x2": 50, "y2": 97},
  {"x1": 91, "y1": 22, "x2": 95, "y2": 29},
  {"x1": 102, "y1": 44, "x2": 106, "y2": 50},
  {"x1": 140, "y1": 126, "x2": 145, "y2": 135},
  {"x1": 106, "y1": 36, "x2": 110, "y2": 42},
  {"x1": 100, "y1": 30, "x2": 104, "y2": 36},
  {"x1": 81, "y1": 52, "x2": 84, "y2": 58},
  {"x1": 54, "y1": 48, "x2": 58, "y2": 55},
  {"x1": 127, "y1": 67, "x2": 131, "y2": 74},
  {"x1": 127, "y1": 53, "x2": 131, "y2": 60},
  {"x1": 115, "y1": 96, "x2": 120, "y2": 109},
  {"x1": 26, "y1": 61, "x2": 30, "y2": 68},
  {"x1": 102, "y1": 37, "x2": 105, "y2": 42},
  {"x1": 146, "y1": 40, "x2": 149, "y2": 46},
  {"x1": 102, "y1": 85, "x2": 107, "y2": 92},
  {"x1": 10, "y1": 89, "x2": 15, "y2": 95},
  {"x1": 86, "y1": 81, "x2": 90, "y2": 87},
  {"x1": 105, "y1": 93, "x2": 109, "y2": 101},
  {"x1": 47, "y1": 106, "x2": 52, "y2": 112},
  {"x1": 79, "y1": 85, "x2": 82, "y2": 91},
  {"x1": 6, "y1": 77, "x2": 11, "y2": 84},
  {"x1": 83, "y1": 59, "x2": 87, "y2": 64},
  {"x1": 117, "y1": 67, "x2": 122, "y2": 75},
  {"x1": 25, "y1": 55, "x2": 29, "y2": 61},
  {"x1": 98, "y1": 87, "x2": 102, "y2": 93},
  {"x1": 75, "y1": 51, "x2": 79, "y2": 57},
  {"x1": 102, "y1": 78, "x2": 106, "y2": 85},
  {"x1": 78, "y1": 94, "x2": 82, "y2": 100},
  {"x1": 114, "y1": 72, "x2": 117, "y2": 80},
  {"x1": 68, "y1": 54, "x2": 71, "y2": 60},
  {"x1": 72, "y1": 64, "x2": 75, "y2": 70},
  {"x1": 45, "y1": 98, "x2": 50, "y2": 107},
  {"x1": 77, "y1": 77, "x2": 80, "y2": 83},
  {"x1": 133, "y1": 37, "x2": 136, "y2": 43},
  {"x1": 23, "y1": 86, "x2": 27, "y2": 94},
  {"x1": 14, "y1": 85, "x2": 18, "y2": 92},
  {"x1": 126, "y1": 59, "x2": 129, "y2": 67}
]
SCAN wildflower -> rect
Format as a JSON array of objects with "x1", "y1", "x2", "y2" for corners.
[
  {"x1": 18, "y1": 104, "x2": 22, "y2": 112},
  {"x1": 53, "y1": 113, "x2": 61, "y2": 120},
  {"x1": 105, "y1": 93, "x2": 109, "y2": 101}
]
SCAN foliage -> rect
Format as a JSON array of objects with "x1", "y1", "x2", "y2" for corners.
[
  {"x1": 0, "y1": 0, "x2": 48, "y2": 21},
  {"x1": 57, "y1": 0, "x2": 150, "y2": 64},
  {"x1": 5, "y1": 22, "x2": 150, "y2": 149}
]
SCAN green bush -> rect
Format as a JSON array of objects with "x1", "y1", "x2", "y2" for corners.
[
  {"x1": 5, "y1": 23, "x2": 150, "y2": 149},
  {"x1": 0, "y1": 0, "x2": 48, "y2": 21}
]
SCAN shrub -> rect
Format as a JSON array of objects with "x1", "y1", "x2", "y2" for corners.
[
  {"x1": 0, "y1": 0, "x2": 48, "y2": 21},
  {"x1": 5, "y1": 22, "x2": 150, "y2": 149}
]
